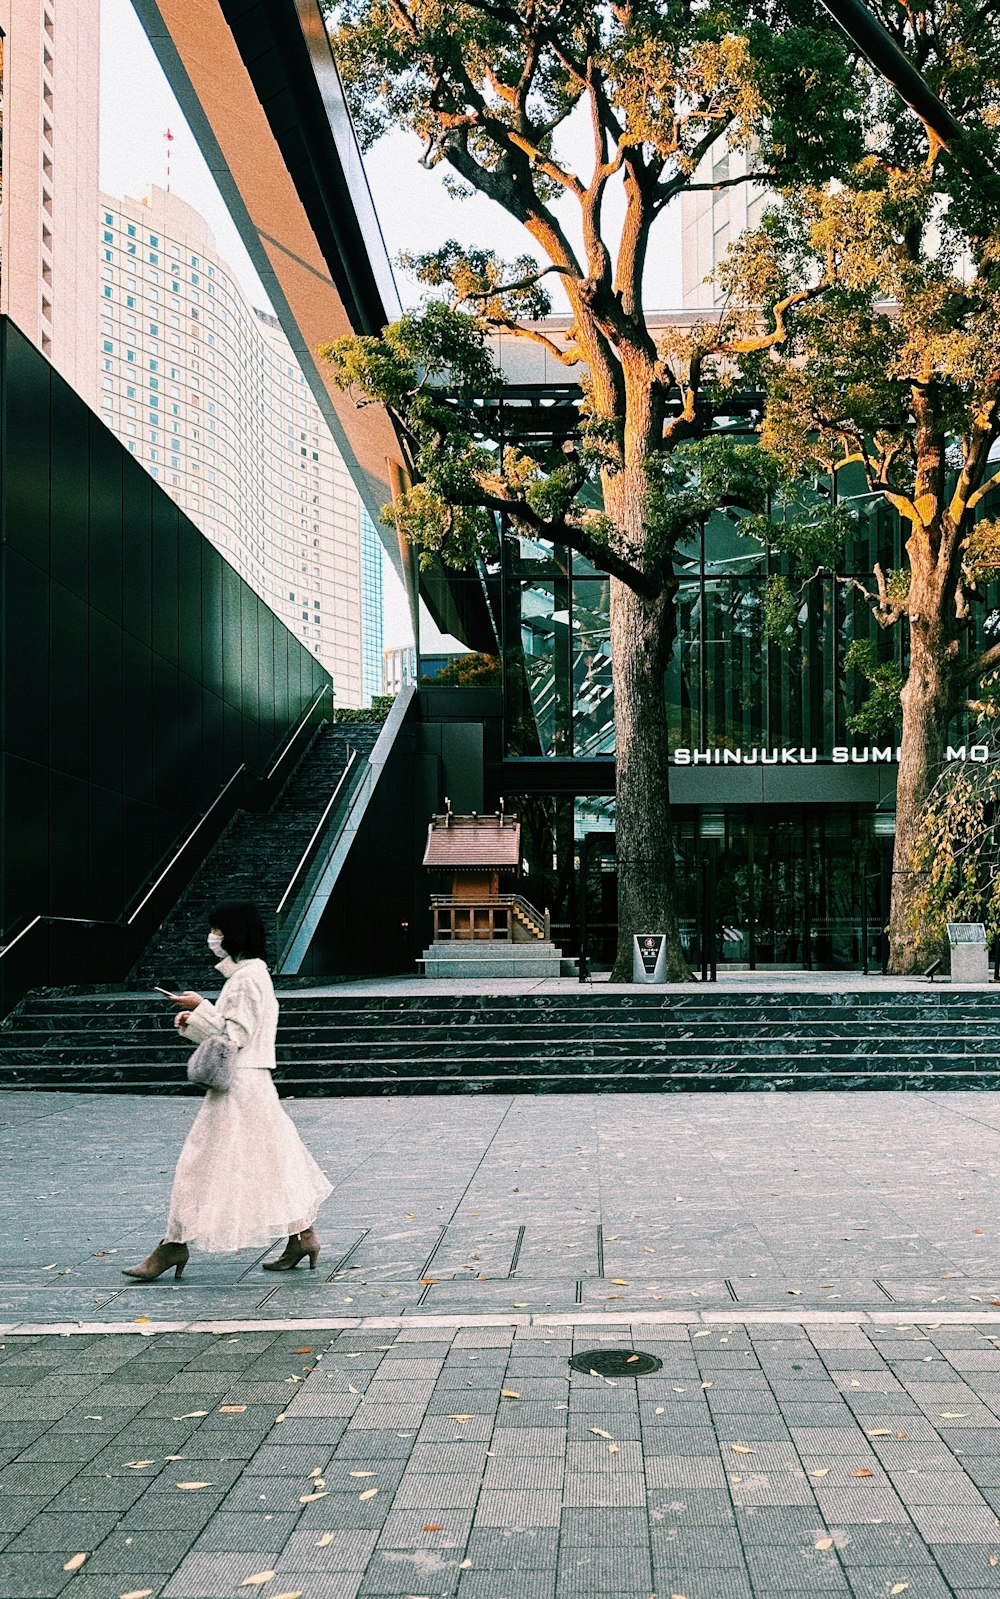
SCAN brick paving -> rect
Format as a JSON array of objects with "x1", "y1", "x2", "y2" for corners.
[
  {"x1": 1, "y1": 1321, "x2": 1000, "y2": 1597},
  {"x1": 5, "y1": 1087, "x2": 1000, "y2": 1594}
]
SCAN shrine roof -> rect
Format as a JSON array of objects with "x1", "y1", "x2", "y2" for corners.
[{"x1": 422, "y1": 815, "x2": 521, "y2": 869}]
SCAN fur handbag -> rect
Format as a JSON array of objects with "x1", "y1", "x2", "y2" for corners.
[{"x1": 187, "y1": 1033, "x2": 238, "y2": 1093}]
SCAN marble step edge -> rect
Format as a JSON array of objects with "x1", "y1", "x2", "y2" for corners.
[{"x1": 0, "y1": 1071, "x2": 994, "y2": 1095}]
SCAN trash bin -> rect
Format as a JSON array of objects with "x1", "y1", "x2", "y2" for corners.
[
  {"x1": 947, "y1": 923, "x2": 989, "y2": 983},
  {"x1": 633, "y1": 933, "x2": 667, "y2": 983}
]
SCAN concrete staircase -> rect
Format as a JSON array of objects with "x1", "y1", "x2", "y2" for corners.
[
  {"x1": 2, "y1": 988, "x2": 1000, "y2": 1095},
  {"x1": 419, "y1": 942, "x2": 564, "y2": 979},
  {"x1": 130, "y1": 724, "x2": 380, "y2": 987}
]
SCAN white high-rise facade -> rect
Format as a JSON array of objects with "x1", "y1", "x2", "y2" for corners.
[
  {"x1": 98, "y1": 185, "x2": 370, "y2": 704},
  {"x1": 0, "y1": 0, "x2": 100, "y2": 404},
  {"x1": 680, "y1": 146, "x2": 769, "y2": 311}
]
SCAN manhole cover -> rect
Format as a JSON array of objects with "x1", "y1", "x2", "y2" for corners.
[{"x1": 569, "y1": 1348, "x2": 663, "y2": 1377}]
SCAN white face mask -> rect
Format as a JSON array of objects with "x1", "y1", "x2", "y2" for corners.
[{"x1": 207, "y1": 932, "x2": 226, "y2": 958}]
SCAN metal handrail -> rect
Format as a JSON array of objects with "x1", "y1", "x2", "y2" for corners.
[
  {"x1": 276, "y1": 748, "x2": 359, "y2": 919},
  {"x1": 125, "y1": 683, "x2": 332, "y2": 927},
  {"x1": 0, "y1": 684, "x2": 333, "y2": 995}
]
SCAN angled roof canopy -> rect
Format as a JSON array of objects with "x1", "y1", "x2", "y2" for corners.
[{"x1": 132, "y1": 0, "x2": 495, "y2": 647}]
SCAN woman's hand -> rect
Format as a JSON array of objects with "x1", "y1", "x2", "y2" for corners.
[
  {"x1": 170, "y1": 991, "x2": 203, "y2": 1010},
  {"x1": 174, "y1": 1010, "x2": 191, "y2": 1029}
]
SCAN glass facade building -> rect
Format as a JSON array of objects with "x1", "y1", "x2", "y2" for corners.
[{"x1": 490, "y1": 462, "x2": 1000, "y2": 971}]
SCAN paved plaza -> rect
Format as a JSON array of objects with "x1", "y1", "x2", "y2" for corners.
[{"x1": 5, "y1": 1088, "x2": 1000, "y2": 1596}]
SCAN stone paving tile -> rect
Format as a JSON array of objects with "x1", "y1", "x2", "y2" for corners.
[{"x1": 18, "y1": 1091, "x2": 1000, "y2": 1591}]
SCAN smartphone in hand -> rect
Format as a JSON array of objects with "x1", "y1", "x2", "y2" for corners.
[{"x1": 153, "y1": 986, "x2": 180, "y2": 998}]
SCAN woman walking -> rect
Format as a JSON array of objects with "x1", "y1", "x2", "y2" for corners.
[{"x1": 123, "y1": 903, "x2": 332, "y2": 1280}]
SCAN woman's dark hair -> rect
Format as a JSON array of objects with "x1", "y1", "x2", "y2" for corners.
[{"x1": 210, "y1": 903, "x2": 267, "y2": 962}]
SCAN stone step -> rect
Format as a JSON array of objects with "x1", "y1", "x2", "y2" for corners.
[
  {"x1": 5, "y1": 1031, "x2": 1000, "y2": 1060},
  {"x1": 5, "y1": 985, "x2": 1000, "y2": 1093}
]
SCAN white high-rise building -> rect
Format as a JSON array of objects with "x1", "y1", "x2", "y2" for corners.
[
  {"x1": 680, "y1": 146, "x2": 769, "y2": 311},
  {"x1": 0, "y1": 0, "x2": 100, "y2": 404},
  {"x1": 97, "y1": 185, "x2": 372, "y2": 704}
]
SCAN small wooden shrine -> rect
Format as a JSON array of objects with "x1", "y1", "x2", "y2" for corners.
[{"x1": 422, "y1": 802, "x2": 549, "y2": 942}]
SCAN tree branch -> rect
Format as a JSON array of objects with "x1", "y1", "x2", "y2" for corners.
[
  {"x1": 472, "y1": 488, "x2": 658, "y2": 596},
  {"x1": 461, "y1": 264, "x2": 578, "y2": 301},
  {"x1": 965, "y1": 640, "x2": 1000, "y2": 684}
]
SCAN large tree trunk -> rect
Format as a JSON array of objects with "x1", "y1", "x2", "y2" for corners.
[
  {"x1": 887, "y1": 624, "x2": 950, "y2": 974},
  {"x1": 608, "y1": 575, "x2": 690, "y2": 981}
]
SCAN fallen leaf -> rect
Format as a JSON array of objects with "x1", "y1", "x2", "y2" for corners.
[
  {"x1": 299, "y1": 1491, "x2": 328, "y2": 1503},
  {"x1": 272, "y1": 1592, "x2": 303, "y2": 1599},
  {"x1": 218, "y1": 1406, "x2": 246, "y2": 1414},
  {"x1": 124, "y1": 1461, "x2": 154, "y2": 1470},
  {"x1": 608, "y1": 1443, "x2": 619, "y2": 1454},
  {"x1": 239, "y1": 1576, "x2": 276, "y2": 1589},
  {"x1": 349, "y1": 1471, "x2": 375, "y2": 1478},
  {"x1": 851, "y1": 1468, "x2": 874, "y2": 1479},
  {"x1": 940, "y1": 1412, "x2": 966, "y2": 1419},
  {"x1": 359, "y1": 1487, "x2": 379, "y2": 1501},
  {"x1": 611, "y1": 1278, "x2": 629, "y2": 1286},
  {"x1": 309, "y1": 1468, "x2": 324, "y2": 1479},
  {"x1": 459, "y1": 1558, "x2": 472, "y2": 1569},
  {"x1": 896, "y1": 1432, "x2": 908, "y2": 1439},
  {"x1": 63, "y1": 1554, "x2": 87, "y2": 1573},
  {"x1": 448, "y1": 1414, "x2": 472, "y2": 1423},
  {"x1": 866, "y1": 1430, "x2": 892, "y2": 1438},
  {"x1": 119, "y1": 1591, "x2": 154, "y2": 1599},
  {"x1": 500, "y1": 1389, "x2": 520, "y2": 1399},
  {"x1": 693, "y1": 1330, "x2": 712, "y2": 1338},
  {"x1": 419, "y1": 1278, "x2": 436, "y2": 1286},
  {"x1": 591, "y1": 1427, "x2": 613, "y2": 1439},
  {"x1": 512, "y1": 1302, "x2": 529, "y2": 1308},
  {"x1": 173, "y1": 1411, "x2": 208, "y2": 1420},
  {"x1": 815, "y1": 1538, "x2": 834, "y2": 1551},
  {"x1": 810, "y1": 1468, "x2": 830, "y2": 1478},
  {"x1": 889, "y1": 1586, "x2": 909, "y2": 1596},
  {"x1": 654, "y1": 1407, "x2": 665, "y2": 1415},
  {"x1": 315, "y1": 1533, "x2": 335, "y2": 1547},
  {"x1": 422, "y1": 1524, "x2": 442, "y2": 1531},
  {"x1": 731, "y1": 1444, "x2": 752, "y2": 1454},
  {"x1": 293, "y1": 1348, "x2": 312, "y2": 1354},
  {"x1": 176, "y1": 1482, "x2": 213, "y2": 1491}
]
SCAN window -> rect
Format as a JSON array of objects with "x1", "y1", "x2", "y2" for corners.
[
  {"x1": 103, "y1": 286, "x2": 112, "y2": 299},
  {"x1": 127, "y1": 223, "x2": 136, "y2": 237},
  {"x1": 149, "y1": 252, "x2": 158, "y2": 265},
  {"x1": 126, "y1": 295, "x2": 135, "y2": 309},
  {"x1": 126, "y1": 349, "x2": 135, "y2": 363},
  {"x1": 126, "y1": 385, "x2": 136, "y2": 400},
  {"x1": 149, "y1": 359, "x2": 158, "y2": 371},
  {"x1": 104, "y1": 250, "x2": 113, "y2": 263},
  {"x1": 104, "y1": 212, "x2": 113, "y2": 226},
  {"x1": 149, "y1": 234, "x2": 158, "y2": 247},
  {"x1": 127, "y1": 242, "x2": 136, "y2": 255},
  {"x1": 102, "y1": 340, "x2": 113, "y2": 354},
  {"x1": 149, "y1": 323, "x2": 158, "y2": 336}
]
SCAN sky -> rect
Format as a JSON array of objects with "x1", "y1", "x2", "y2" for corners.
[{"x1": 100, "y1": 0, "x2": 684, "y2": 652}]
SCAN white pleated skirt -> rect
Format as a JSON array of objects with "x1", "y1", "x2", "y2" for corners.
[{"x1": 164, "y1": 1068, "x2": 332, "y2": 1253}]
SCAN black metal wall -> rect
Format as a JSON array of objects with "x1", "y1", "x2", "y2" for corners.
[{"x1": 0, "y1": 318, "x2": 330, "y2": 962}]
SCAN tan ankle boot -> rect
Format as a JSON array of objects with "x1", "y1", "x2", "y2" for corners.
[
  {"x1": 261, "y1": 1228, "x2": 320, "y2": 1271},
  {"x1": 122, "y1": 1241, "x2": 189, "y2": 1281}
]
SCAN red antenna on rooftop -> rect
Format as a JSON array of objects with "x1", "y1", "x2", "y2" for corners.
[{"x1": 163, "y1": 127, "x2": 174, "y2": 192}]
